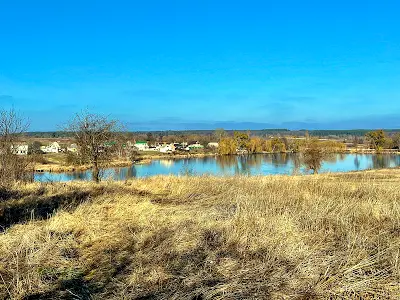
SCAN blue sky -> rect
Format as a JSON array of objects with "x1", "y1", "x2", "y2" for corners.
[{"x1": 0, "y1": 0, "x2": 399, "y2": 131}]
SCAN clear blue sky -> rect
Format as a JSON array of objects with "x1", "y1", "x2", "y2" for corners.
[{"x1": 1, "y1": 0, "x2": 399, "y2": 131}]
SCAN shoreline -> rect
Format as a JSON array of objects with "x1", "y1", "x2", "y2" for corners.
[
  {"x1": 34, "y1": 152, "x2": 218, "y2": 173},
  {"x1": 34, "y1": 150, "x2": 400, "y2": 173}
]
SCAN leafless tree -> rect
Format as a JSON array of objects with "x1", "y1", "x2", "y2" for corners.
[
  {"x1": 0, "y1": 108, "x2": 28, "y2": 149},
  {"x1": 214, "y1": 128, "x2": 227, "y2": 140},
  {"x1": 66, "y1": 111, "x2": 121, "y2": 182},
  {"x1": 0, "y1": 108, "x2": 30, "y2": 186}
]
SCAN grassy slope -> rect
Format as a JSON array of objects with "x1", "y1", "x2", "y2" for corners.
[{"x1": 0, "y1": 170, "x2": 399, "y2": 299}]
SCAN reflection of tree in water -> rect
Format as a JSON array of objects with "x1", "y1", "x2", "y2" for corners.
[
  {"x1": 201, "y1": 156, "x2": 215, "y2": 164},
  {"x1": 216, "y1": 155, "x2": 238, "y2": 170},
  {"x1": 271, "y1": 153, "x2": 290, "y2": 168},
  {"x1": 262, "y1": 154, "x2": 273, "y2": 165},
  {"x1": 126, "y1": 166, "x2": 137, "y2": 179},
  {"x1": 72, "y1": 171, "x2": 91, "y2": 181},
  {"x1": 237, "y1": 156, "x2": 250, "y2": 175},
  {"x1": 324, "y1": 154, "x2": 339, "y2": 164},
  {"x1": 216, "y1": 155, "x2": 264, "y2": 175},
  {"x1": 238, "y1": 155, "x2": 263, "y2": 175},
  {"x1": 243, "y1": 154, "x2": 263, "y2": 168},
  {"x1": 371, "y1": 155, "x2": 391, "y2": 169},
  {"x1": 291, "y1": 154, "x2": 302, "y2": 175},
  {"x1": 101, "y1": 166, "x2": 138, "y2": 181},
  {"x1": 393, "y1": 155, "x2": 400, "y2": 166},
  {"x1": 354, "y1": 155, "x2": 361, "y2": 170},
  {"x1": 371, "y1": 154, "x2": 400, "y2": 169}
]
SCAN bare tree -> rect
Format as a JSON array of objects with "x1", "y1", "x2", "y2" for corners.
[
  {"x1": 214, "y1": 128, "x2": 227, "y2": 140},
  {"x1": 0, "y1": 108, "x2": 29, "y2": 149},
  {"x1": 0, "y1": 108, "x2": 30, "y2": 186},
  {"x1": 66, "y1": 111, "x2": 120, "y2": 182}
]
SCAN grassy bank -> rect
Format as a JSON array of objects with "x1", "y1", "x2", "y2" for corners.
[{"x1": 1, "y1": 170, "x2": 399, "y2": 299}]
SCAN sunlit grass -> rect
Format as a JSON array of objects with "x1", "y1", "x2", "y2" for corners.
[{"x1": 0, "y1": 170, "x2": 399, "y2": 299}]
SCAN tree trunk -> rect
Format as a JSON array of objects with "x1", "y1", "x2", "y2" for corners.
[{"x1": 93, "y1": 162, "x2": 100, "y2": 183}]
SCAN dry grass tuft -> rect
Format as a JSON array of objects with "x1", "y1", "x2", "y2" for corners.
[{"x1": 0, "y1": 170, "x2": 399, "y2": 299}]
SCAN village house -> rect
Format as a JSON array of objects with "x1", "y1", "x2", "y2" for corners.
[
  {"x1": 134, "y1": 141, "x2": 149, "y2": 151},
  {"x1": 41, "y1": 142, "x2": 62, "y2": 153},
  {"x1": 187, "y1": 142, "x2": 204, "y2": 150},
  {"x1": 11, "y1": 144, "x2": 29, "y2": 155},
  {"x1": 159, "y1": 143, "x2": 175, "y2": 153},
  {"x1": 207, "y1": 142, "x2": 219, "y2": 148},
  {"x1": 67, "y1": 143, "x2": 78, "y2": 153}
]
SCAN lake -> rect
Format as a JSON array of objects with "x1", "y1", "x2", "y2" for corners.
[{"x1": 34, "y1": 153, "x2": 400, "y2": 182}]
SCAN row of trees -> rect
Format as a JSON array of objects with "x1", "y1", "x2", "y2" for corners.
[
  {"x1": 366, "y1": 130, "x2": 400, "y2": 151},
  {"x1": 218, "y1": 131, "x2": 346, "y2": 155}
]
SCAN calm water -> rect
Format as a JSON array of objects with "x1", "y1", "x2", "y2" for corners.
[{"x1": 34, "y1": 153, "x2": 400, "y2": 182}]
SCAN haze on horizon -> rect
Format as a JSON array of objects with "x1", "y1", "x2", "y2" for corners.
[{"x1": 1, "y1": 1, "x2": 399, "y2": 131}]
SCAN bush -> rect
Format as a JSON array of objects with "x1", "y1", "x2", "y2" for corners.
[
  {"x1": 0, "y1": 154, "x2": 33, "y2": 187},
  {"x1": 303, "y1": 139, "x2": 327, "y2": 174},
  {"x1": 248, "y1": 137, "x2": 263, "y2": 153},
  {"x1": 65, "y1": 152, "x2": 86, "y2": 166}
]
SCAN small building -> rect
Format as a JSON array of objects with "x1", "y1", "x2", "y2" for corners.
[
  {"x1": 134, "y1": 141, "x2": 149, "y2": 151},
  {"x1": 207, "y1": 142, "x2": 219, "y2": 148},
  {"x1": 41, "y1": 142, "x2": 61, "y2": 153},
  {"x1": 12, "y1": 144, "x2": 28, "y2": 155},
  {"x1": 159, "y1": 144, "x2": 175, "y2": 153},
  {"x1": 67, "y1": 143, "x2": 78, "y2": 153},
  {"x1": 147, "y1": 146, "x2": 159, "y2": 152},
  {"x1": 187, "y1": 142, "x2": 204, "y2": 150}
]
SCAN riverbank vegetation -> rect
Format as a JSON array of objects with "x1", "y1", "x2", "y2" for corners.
[
  {"x1": 1, "y1": 108, "x2": 400, "y2": 183},
  {"x1": 1, "y1": 170, "x2": 399, "y2": 299},
  {"x1": 218, "y1": 133, "x2": 347, "y2": 155}
]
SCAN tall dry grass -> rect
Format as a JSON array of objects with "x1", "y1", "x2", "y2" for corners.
[{"x1": 0, "y1": 170, "x2": 399, "y2": 299}]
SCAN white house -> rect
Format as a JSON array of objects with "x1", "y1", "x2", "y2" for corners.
[
  {"x1": 134, "y1": 141, "x2": 149, "y2": 151},
  {"x1": 12, "y1": 144, "x2": 29, "y2": 155},
  {"x1": 159, "y1": 144, "x2": 175, "y2": 153},
  {"x1": 187, "y1": 142, "x2": 204, "y2": 150},
  {"x1": 67, "y1": 143, "x2": 78, "y2": 153},
  {"x1": 207, "y1": 142, "x2": 219, "y2": 148},
  {"x1": 41, "y1": 142, "x2": 61, "y2": 153}
]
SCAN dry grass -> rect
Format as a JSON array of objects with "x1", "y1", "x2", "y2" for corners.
[{"x1": 0, "y1": 170, "x2": 399, "y2": 299}]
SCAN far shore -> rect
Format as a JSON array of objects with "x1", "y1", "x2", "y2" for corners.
[{"x1": 33, "y1": 149, "x2": 400, "y2": 173}]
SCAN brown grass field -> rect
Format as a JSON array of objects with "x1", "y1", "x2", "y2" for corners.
[{"x1": 0, "y1": 170, "x2": 399, "y2": 299}]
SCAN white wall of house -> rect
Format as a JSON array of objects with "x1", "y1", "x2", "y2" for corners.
[
  {"x1": 12, "y1": 144, "x2": 29, "y2": 155},
  {"x1": 134, "y1": 143, "x2": 149, "y2": 151},
  {"x1": 67, "y1": 144, "x2": 78, "y2": 152},
  {"x1": 41, "y1": 142, "x2": 61, "y2": 153},
  {"x1": 207, "y1": 142, "x2": 219, "y2": 148},
  {"x1": 188, "y1": 143, "x2": 204, "y2": 150},
  {"x1": 159, "y1": 144, "x2": 175, "y2": 153}
]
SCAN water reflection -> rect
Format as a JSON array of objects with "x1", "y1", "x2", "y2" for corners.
[
  {"x1": 34, "y1": 153, "x2": 400, "y2": 182},
  {"x1": 371, "y1": 154, "x2": 399, "y2": 169},
  {"x1": 354, "y1": 155, "x2": 361, "y2": 170}
]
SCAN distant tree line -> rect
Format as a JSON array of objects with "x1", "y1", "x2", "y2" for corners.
[{"x1": 26, "y1": 129, "x2": 400, "y2": 138}]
